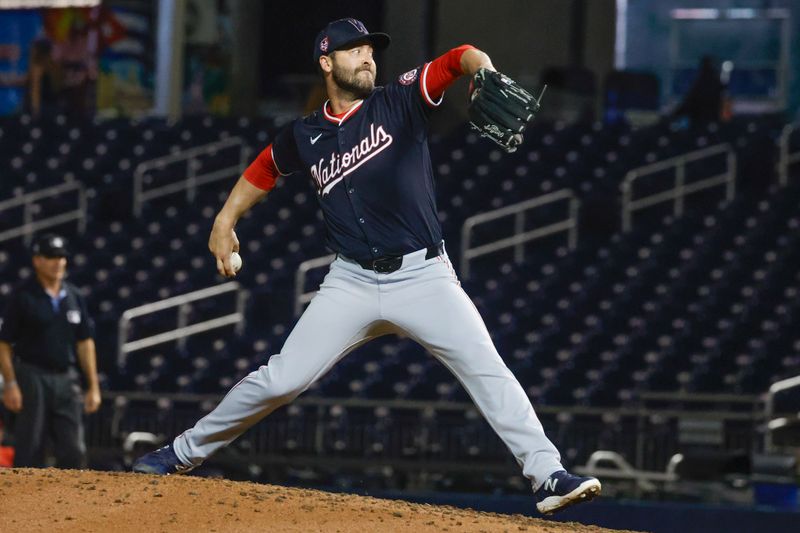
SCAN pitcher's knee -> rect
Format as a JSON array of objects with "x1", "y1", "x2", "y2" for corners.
[
  {"x1": 272, "y1": 382, "x2": 305, "y2": 403},
  {"x1": 254, "y1": 364, "x2": 308, "y2": 403}
]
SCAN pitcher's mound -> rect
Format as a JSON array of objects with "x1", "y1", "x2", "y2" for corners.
[{"x1": 0, "y1": 468, "x2": 637, "y2": 532}]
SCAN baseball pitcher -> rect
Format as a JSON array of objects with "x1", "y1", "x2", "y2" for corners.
[{"x1": 133, "y1": 18, "x2": 600, "y2": 514}]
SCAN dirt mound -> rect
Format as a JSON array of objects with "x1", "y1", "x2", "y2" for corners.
[{"x1": 0, "y1": 468, "x2": 636, "y2": 532}]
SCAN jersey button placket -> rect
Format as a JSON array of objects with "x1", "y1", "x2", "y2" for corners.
[
  {"x1": 338, "y1": 123, "x2": 375, "y2": 257},
  {"x1": 349, "y1": 194, "x2": 375, "y2": 254},
  {"x1": 342, "y1": 177, "x2": 374, "y2": 255}
]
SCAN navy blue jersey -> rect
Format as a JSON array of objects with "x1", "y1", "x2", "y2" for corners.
[
  {"x1": 0, "y1": 278, "x2": 94, "y2": 372},
  {"x1": 272, "y1": 66, "x2": 443, "y2": 261}
]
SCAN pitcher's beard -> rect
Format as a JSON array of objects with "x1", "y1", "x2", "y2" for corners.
[{"x1": 332, "y1": 66, "x2": 375, "y2": 99}]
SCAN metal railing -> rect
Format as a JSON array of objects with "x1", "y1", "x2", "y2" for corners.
[
  {"x1": 117, "y1": 281, "x2": 248, "y2": 367},
  {"x1": 0, "y1": 182, "x2": 87, "y2": 246},
  {"x1": 459, "y1": 189, "x2": 579, "y2": 279},
  {"x1": 574, "y1": 450, "x2": 678, "y2": 494},
  {"x1": 622, "y1": 144, "x2": 736, "y2": 232},
  {"x1": 85, "y1": 388, "x2": 766, "y2": 489},
  {"x1": 132, "y1": 136, "x2": 251, "y2": 217},
  {"x1": 777, "y1": 123, "x2": 799, "y2": 187},
  {"x1": 763, "y1": 374, "x2": 800, "y2": 452},
  {"x1": 634, "y1": 391, "x2": 761, "y2": 474},
  {"x1": 294, "y1": 254, "x2": 336, "y2": 317}
]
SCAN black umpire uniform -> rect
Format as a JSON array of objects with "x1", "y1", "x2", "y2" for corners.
[{"x1": 0, "y1": 234, "x2": 98, "y2": 468}]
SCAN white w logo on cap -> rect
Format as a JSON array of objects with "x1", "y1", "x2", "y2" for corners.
[{"x1": 346, "y1": 18, "x2": 367, "y2": 33}]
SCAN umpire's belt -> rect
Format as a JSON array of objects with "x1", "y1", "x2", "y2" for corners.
[{"x1": 353, "y1": 241, "x2": 444, "y2": 274}]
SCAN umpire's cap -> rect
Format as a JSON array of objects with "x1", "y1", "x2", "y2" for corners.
[
  {"x1": 31, "y1": 233, "x2": 69, "y2": 258},
  {"x1": 313, "y1": 18, "x2": 390, "y2": 64}
]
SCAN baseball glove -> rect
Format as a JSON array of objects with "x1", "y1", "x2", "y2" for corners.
[{"x1": 468, "y1": 68, "x2": 545, "y2": 153}]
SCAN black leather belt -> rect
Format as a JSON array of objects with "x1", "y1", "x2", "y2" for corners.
[{"x1": 356, "y1": 241, "x2": 444, "y2": 273}]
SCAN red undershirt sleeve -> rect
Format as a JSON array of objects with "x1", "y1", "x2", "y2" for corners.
[
  {"x1": 243, "y1": 144, "x2": 280, "y2": 192},
  {"x1": 420, "y1": 44, "x2": 476, "y2": 106}
]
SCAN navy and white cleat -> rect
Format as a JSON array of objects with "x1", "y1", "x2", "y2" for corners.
[
  {"x1": 534, "y1": 470, "x2": 601, "y2": 515},
  {"x1": 132, "y1": 444, "x2": 195, "y2": 475}
]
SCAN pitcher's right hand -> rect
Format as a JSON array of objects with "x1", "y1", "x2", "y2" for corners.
[{"x1": 209, "y1": 218, "x2": 240, "y2": 278}]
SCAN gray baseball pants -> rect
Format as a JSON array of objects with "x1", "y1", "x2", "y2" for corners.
[{"x1": 172, "y1": 246, "x2": 563, "y2": 489}]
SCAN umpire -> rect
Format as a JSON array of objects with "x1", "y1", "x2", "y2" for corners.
[{"x1": 0, "y1": 233, "x2": 101, "y2": 468}]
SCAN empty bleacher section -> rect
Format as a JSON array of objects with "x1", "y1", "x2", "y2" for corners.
[{"x1": 1, "y1": 112, "x2": 798, "y2": 491}]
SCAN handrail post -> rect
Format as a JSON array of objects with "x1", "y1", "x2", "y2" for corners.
[
  {"x1": 78, "y1": 186, "x2": 87, "y2": 234},
  {"x1": 568, "y1": 196, "x2": 579, "y2": 249},
  {"x1": 187, "y1": 156, "x2": 197, "y2": 203},
  {"x1": 514, "y1": 211, "x2": 525, "y2": 263},
  {"x1": 622, "y1": 176, "x2": 633, "y2": 232},
  {"x1": 22, "y1": 199, "x2": 33, "y2": 246},
  {"x1": 294, "y1": 263, "x2": 309, "y2": 318},
  {"x1": 763, "y1": 374, "x2": 800, "y2": 453},
  {"x1": 133, "y1": 166, "x2": 143, "y2": 217},
  {"x1": 177, "y1": 303, "x2": 190, "y2": 351},
  {"x1": 674, "y1": 161, "x2": 685, "y2": 218},
  {"x1": 117, "y1": 317, "x2": 130, "y2": 368},
  {"x1": 764, "y1": 392, "x2": 775, "y2": 453},
  {"x1": 726, "y1": 151, "x2": 737, "y2": 202},
  {"x1": 235, "y1": 289, "x2": 248, "y2": 335}
]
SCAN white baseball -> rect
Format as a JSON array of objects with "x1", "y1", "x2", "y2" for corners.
[{"x1": 230, "y1": 252, "x2": 243, "y2": 273}]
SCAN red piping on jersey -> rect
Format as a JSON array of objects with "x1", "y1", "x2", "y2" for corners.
[
  {"x1": 321, "y1": 44, "x2": 475, "y2": 119},
  {"x1": 243, "y1": 143, "x2": 280, "y2": 192},
  {"x1": 322, "y1": 99, "x2": 364, "y2": 125}
]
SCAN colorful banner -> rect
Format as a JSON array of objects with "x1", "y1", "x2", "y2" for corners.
[
  {"x1": 95, "y1": 6, "x2": 153, "y2": 116},
  {"x1": 0, "y1": 5, "x2": 153, "y2": 117}
]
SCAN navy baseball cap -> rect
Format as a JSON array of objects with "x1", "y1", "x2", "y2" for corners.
[
  {"x1": 313, "y1": 18, "x2": 390, "y2": 64},
  {"x1": 31, "y1": 233, "x2": 69, "y2": 258}
]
